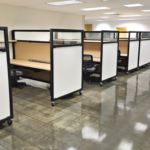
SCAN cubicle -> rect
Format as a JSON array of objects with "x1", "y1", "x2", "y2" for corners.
[
  {"x1": 138, "y1": 32, "x2": 150, "y2": 67},
  {"x1": 84, "y1": 31, "x2": 119, "y2": 86},
  {"x1": 118, "y1": 31, "x2": 140, "y2": 74},
  {"x1": 0, "y1": 27, "x2": 13, "y2": 125},
  {"x1": 11, "y1": 29, "x2": 83, "y2": 106}
]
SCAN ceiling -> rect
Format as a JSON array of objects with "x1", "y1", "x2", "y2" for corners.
[{"x1": 0, "y1": 0, "x2": 150, "y2": 21}]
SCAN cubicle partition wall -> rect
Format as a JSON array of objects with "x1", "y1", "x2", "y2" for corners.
[
  {"x1": 0, "y1": 27, "x2": 13, "y2": 125},
  {"x1": 100, "y1": 31, "x2": 119, "y2": 85},
  {"x1": 50, "y1": 29, "x2": 83, "y2": 106},
  {"x1": 11, "y1": 29, "x2": 83, "y2": 106},
  {"x1": 118, "y1": 31, "x2": 140, "y2": 74},
  {"x1": 84, "y1": 31, "x2": 118, "y2": 86},
  {"x1": 138, "y1": 32, "x2": 150, "y2": 67}
]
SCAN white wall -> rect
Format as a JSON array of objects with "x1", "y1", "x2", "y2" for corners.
[
  {"x1": 0, "y1": 4, "x2": 84, "y2": 59},
  {"x1": 85, "y1": 19, "x2": 150, "y2": 31}
]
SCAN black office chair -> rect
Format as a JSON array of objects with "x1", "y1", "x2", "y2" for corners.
[
  {"x1": 83, "y1": 55, "x2": 96, "y2": 84},
  {"x1": 11, "y1": 69, "x2": 26, "y2": 89},
  {"x1": 118, "y1": 50, "x2": 122, "y2": 64}
]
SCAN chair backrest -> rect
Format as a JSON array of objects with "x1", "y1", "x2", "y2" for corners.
[
  {"x1": 118, "y1": 49, "x2": 121, "y2": 58},
  {"x1": 83, "y1": 55, "x2": 93, "y2": 69}
]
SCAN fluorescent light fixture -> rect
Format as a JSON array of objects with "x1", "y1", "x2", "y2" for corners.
[
  {"x1": 103, "y1": 12, "x2": 117, "y2": 15},
  {"x1": 101, "y1": 16, "x2": 109, "y2": 18},
  {"x1": 95, "y1": 20, "x2": 103, "y2": 21},
  {"x1": 124, "y1": 3, "x2": 143, "y2": 7},
  {"x1": 118, "y1": 19, "x2": 135, "y2": 20},
  {"x1": 47, "y1": 1, "x2": 84, "y2": 6},
  {"x1": 142, "y1": 10, "x2": 150, "y2": 12},
  {"x1": 82, "y1": 7, "x2": 111, "y2": 11},
  {"x1": 119, "y1": 15, "x2": 142, "y2": 17}
]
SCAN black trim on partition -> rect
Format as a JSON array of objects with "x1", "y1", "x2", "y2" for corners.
[
  {"x1": 17, "y1": 40, "x2": 50, "y2": 44},
  {"x1": 0, "y1": 27, "x2": 13, "y2": 125},
  {"x1": 138, "y1": 32, "x2": 141, "y2": 67},
  {"x1": 126, "y1": 32, "x2": 130, "y2": 71},
  {"x1": 12, "y1": 30, "x2": 50, "y2": 32},
  {"x1": 100, "y1": 31, "x2": 103, "y2": 83},
  {"x1": 50, "y1": 29, "x2": 83, "y2": 105},
  {"x1": 53, "y1": 44, "x2": 82, "y2": 48},
  {"x1": 12, "y1": 30, "x2": 16, "y2": 59}
]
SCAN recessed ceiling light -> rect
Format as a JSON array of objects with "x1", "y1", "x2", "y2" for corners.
[
  {"x1": 101, "y1": 16, "x2": 109, "y2": 18},
  {"x1": 142, "y1": 10, "x2": 150, "y2": 12},
  {"x1": 95, "y1": 20, "x2": 103, "y2": 21},
  {"x1": 81, "y1": 7, "x2": 111, "y2": 11},
  {"x1": 119, "y1": 15, "x2": 142, "y2": 17},
  {"x1": 118, "y1": 19, "x2": 135, "y2": 20},
  {"x1": 103, "y1": 12, "x2": 117, "y2": 15},
  {"x1": 47, "y1": 1, "x2": 84, "y2": 6},
  {"x1": 124, "y1": 3, "x2": 143, "y2": 7}
]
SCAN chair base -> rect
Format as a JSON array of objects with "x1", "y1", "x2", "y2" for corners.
[{"x1": 12, "y1": 82, "x2": 26, "y2": 90}]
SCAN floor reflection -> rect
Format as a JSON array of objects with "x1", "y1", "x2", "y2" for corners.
[{"x1": 1, "y1": 67, "x2": 150, "y2": 149}]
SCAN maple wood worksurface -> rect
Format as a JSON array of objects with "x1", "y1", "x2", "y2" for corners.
[{"x1": 10, "y1": 59, "x2": 51, "y2": 71}]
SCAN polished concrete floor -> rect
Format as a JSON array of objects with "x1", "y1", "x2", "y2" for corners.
[{"x1": 1, "y1": 67, "x2": 150, "y2": 150}]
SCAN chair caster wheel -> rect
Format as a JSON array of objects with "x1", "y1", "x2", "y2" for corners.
[
  {"x1": 7, "y1": 119, "x2": 12, "y2": 125},
  {"x1": 100, "y1": 82, "x2": 103, "y2": 86},
  {"x1": 114, "y1": 76, "x2": 117, "y2": 80},
  {"x1": 79, "y1": 91, "x2": 82, "y2": 95},
  {"x1": 126, "y1": 72, "x2": 129, "y2": 75},
  {"x1": 51, "y1": 102, "x2": 55, "y2": 107}
]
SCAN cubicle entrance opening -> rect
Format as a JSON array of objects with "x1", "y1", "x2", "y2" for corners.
[{"x1": 0, "y1": 27, "x2": 13, "y2": 125}]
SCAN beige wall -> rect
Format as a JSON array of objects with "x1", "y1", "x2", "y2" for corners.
[{"x1": 0, "y1": 4, "x2": 84, "y2": 58}]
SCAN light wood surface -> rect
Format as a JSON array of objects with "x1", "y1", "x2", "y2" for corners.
[
  {"x1": 121, "y1": 53, "x2": 128, "y2": 57},
  {"x1": 15, "y1": 42, "x2": 50, "y2": 62},
  {"x1": 10, "y1": 59, "x2": 51, "y2": 71},
  {"x1": 93, "y1": 57, "x2": 101, "y2": 62},
  {"x1": 84, "y1": 42, "x2": 101, "y2": 58},
  {"x1": 0, "y1": 40, "x2": 17, "y2": 43},
  {"x1": 119, "y1": 40, "x2": 128, "y2": 54},
  {"x1": 84, "y1": 40, "x2": 101, "y2": 43}
]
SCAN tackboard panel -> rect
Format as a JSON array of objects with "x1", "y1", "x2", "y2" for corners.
[
  {"x1": 128, "y1": 41, "x2": 139, "y2": 70},
  {"x1": 19, "y1": 68, "x2": 50, "y2": 82},
  {"x1": 102, "y1": 43, "x2": 118, "y2": 81},
  {"x1": 53, "y1": 46, "x2": 82, "y2": 99},
  {"x1": 15, "y1": 42, "x2": 50, "y2": 62},
  {"x1": 139, "y1": 40, "x2": 150, "y2": 67},
  {"x1": 84, "y1": 42, "x2": 101, "y2": 57},
  {"x1": 119, "y1": 40, "x2": 128, "y2": 53},
  {"x1": 0, "y1": 52, "x2": 10, "y2": 120}
]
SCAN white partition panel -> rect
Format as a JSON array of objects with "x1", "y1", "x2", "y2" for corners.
[
  {"x1": 139, "y1": 40, "x2": 150, "y2": 67},
  {"x1": 53, "y1": 46, "x2": 82, "y2": 98},
  {"x1": 15, "y1": 32, "x2": 50, "y2": 41},
  {"x1": 128, "y1": 41, "x2": 139, "y2": 70},
  {"x1": 102, "y1": 43, "x2": 117, "y2": 81},
  {"x1": 0, "y1": 52, "x2": 10, "y2": 120}
]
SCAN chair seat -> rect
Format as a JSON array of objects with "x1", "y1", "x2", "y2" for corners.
[
  {"x1": 83, "y1": 66, "x2": 96, "y2": 73},
  {"x1": 11, "y1": 70, "x2": 23, "y2": 76}
]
